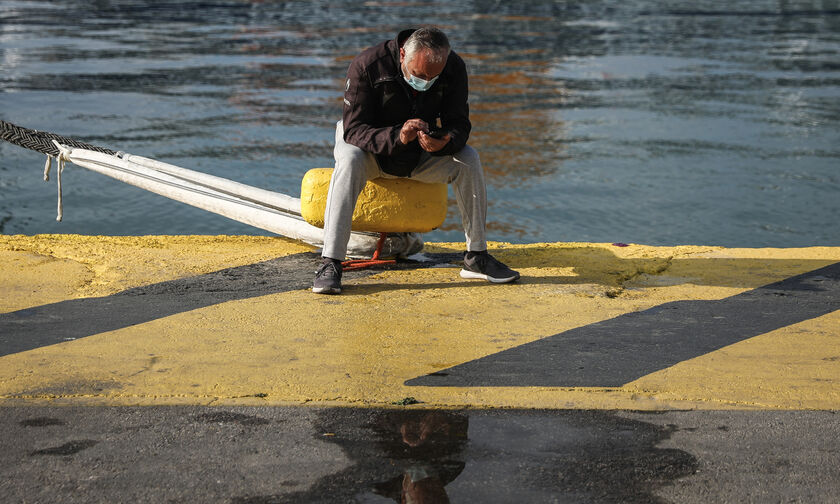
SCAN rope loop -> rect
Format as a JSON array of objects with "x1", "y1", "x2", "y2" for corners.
[{"x1": 51, "y1": 139, "x2": 72, "y2": 160}]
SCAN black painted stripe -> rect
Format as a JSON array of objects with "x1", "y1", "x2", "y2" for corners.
[
  {"x1": 0, "y1": 253, "x2": 327, "y2": 357},
  {"x1": 406, "y1": 262, "x2": 840, "y2": 387},
  {"x1": 0, "y1": 252, "x2": 459, "y2": 358}
]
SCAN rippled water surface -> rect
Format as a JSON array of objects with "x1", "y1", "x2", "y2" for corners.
[{"x1": 2, "y1": 1, "x2": 839, "y2": 247}]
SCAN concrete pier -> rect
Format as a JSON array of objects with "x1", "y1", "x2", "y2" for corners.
[{"x1": 2, "y1": 234, "x2": 838, "y2": 410}]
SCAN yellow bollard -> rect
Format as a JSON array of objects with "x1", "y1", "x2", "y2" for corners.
[{"x1": 300, "y1": 168, "x2": 448, "y2": 233}]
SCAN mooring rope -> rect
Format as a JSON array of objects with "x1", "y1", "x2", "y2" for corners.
[
  {"x1": 0, "y1": 118, "x2": 424, "y2": 260},
  {"x1": 0, "y1": 119, "x2": 116, "y2": 157}
]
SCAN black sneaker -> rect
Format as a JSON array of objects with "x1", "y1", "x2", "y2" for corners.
[
  {"x1": 313, "y1": 258, "x2": 342, "y2": 294},
  {"x1": 460, "y1": 251, "x2": 520, "y2": 283}
]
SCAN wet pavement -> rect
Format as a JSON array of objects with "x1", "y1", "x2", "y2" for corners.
[{"x1": 2, "y1": 406, "x2": 839, "y2": 503}]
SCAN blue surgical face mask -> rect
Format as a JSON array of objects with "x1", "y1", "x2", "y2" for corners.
[{"x1": 403, "y1": 68, "x2": 439, "y2": 92}]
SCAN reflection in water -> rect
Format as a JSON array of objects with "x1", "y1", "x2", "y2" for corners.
[
  {"x1": 369, "y1": 411, "x2": 467, "y2": 503},
  {"x1": 469, "y1": 70, "x2": 570, "y2": 181},
  {"x1": 1, "y1": 1, "x2": 838, "y2": 246},
  {"x1": 268, "y1": 408, "x2": 697, "y2": 503},
  {"x1": 276, "y1": 409, "x2": 467, "y2": 503}
]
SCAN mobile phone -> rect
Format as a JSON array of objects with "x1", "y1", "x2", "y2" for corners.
[{"x1": 427, "y1": 129, "x2": 448, "y2": 139}]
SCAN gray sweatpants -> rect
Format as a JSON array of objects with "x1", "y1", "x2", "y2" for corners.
[{"x1": 322, "y1": 121, "x2": 488, "y2": 260}]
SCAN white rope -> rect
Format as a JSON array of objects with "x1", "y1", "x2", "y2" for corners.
[
  {"x1": 43, "y1": 155, "x2": 52, "y2": 181},
  {"x1": 121, "y1": 153, "x2": 302, "y2": 216},
  {"x1": 51, "y1": 140, "x2": 72, "y2": 222},
  {"x1": 38, "y1": 143, "x2": 423, "y2": 258}
]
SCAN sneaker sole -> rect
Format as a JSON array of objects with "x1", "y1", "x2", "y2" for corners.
[
  {"x1": 460, "y1": 269, "x2": 520, "y2": 284},
  {"x1": 312, "y1": 286, "x2": 342, "y2": 294}
]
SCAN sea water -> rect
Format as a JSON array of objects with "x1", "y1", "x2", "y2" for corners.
[{"x1": 1, "y1": 0, "x2": 838, "y2": 247}]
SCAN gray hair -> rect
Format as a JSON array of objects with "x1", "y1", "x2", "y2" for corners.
[{"x1": 403, "y1": 27, "x2": 451, "y2": 65}]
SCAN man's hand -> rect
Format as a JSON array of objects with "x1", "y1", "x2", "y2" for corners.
[
  {"x1": 399, "y1": 119, "x2": 429, "y2": 145},
  {"x1": 417, "y1": 130, "x2": 451, "y2": 153}
]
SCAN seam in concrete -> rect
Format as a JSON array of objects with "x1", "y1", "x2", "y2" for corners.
[
  {"x1": 609, "y1": 255, "x2": 676, "y2": 298},
  {"x1": 2, "y1": 240, "x2": 102, "y2": 296},
  {"x1": 606, "y1": 246, "x2": 722, "y2": 297},
  {"x1": 628, "y1": 386, "x2": 837, "y2": 410},
  {"x1": 0, "y1": 390, "x2": 806, "y2": 410}
]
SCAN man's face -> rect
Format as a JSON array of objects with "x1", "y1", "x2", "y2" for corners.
[{"x1": 399, "y1": 48, "x2": 446, "y2": 81}]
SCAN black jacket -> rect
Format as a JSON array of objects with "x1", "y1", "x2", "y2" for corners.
[{"x1": 341, "y1": 29, "x2": 472, "y2": 177}]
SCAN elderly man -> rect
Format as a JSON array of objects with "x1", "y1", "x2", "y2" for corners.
[{"x1": 313, "y1": 26, "x2": 519, "y2": 294}]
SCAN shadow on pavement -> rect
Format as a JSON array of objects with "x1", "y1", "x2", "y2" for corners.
[{"x1": 408, "y1": 261, "x2": 840, "y2": 387}]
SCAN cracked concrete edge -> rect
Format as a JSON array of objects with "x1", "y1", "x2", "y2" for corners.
[{"x1": 0, "y1": 390, "x2": 818, "y2": 410}]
